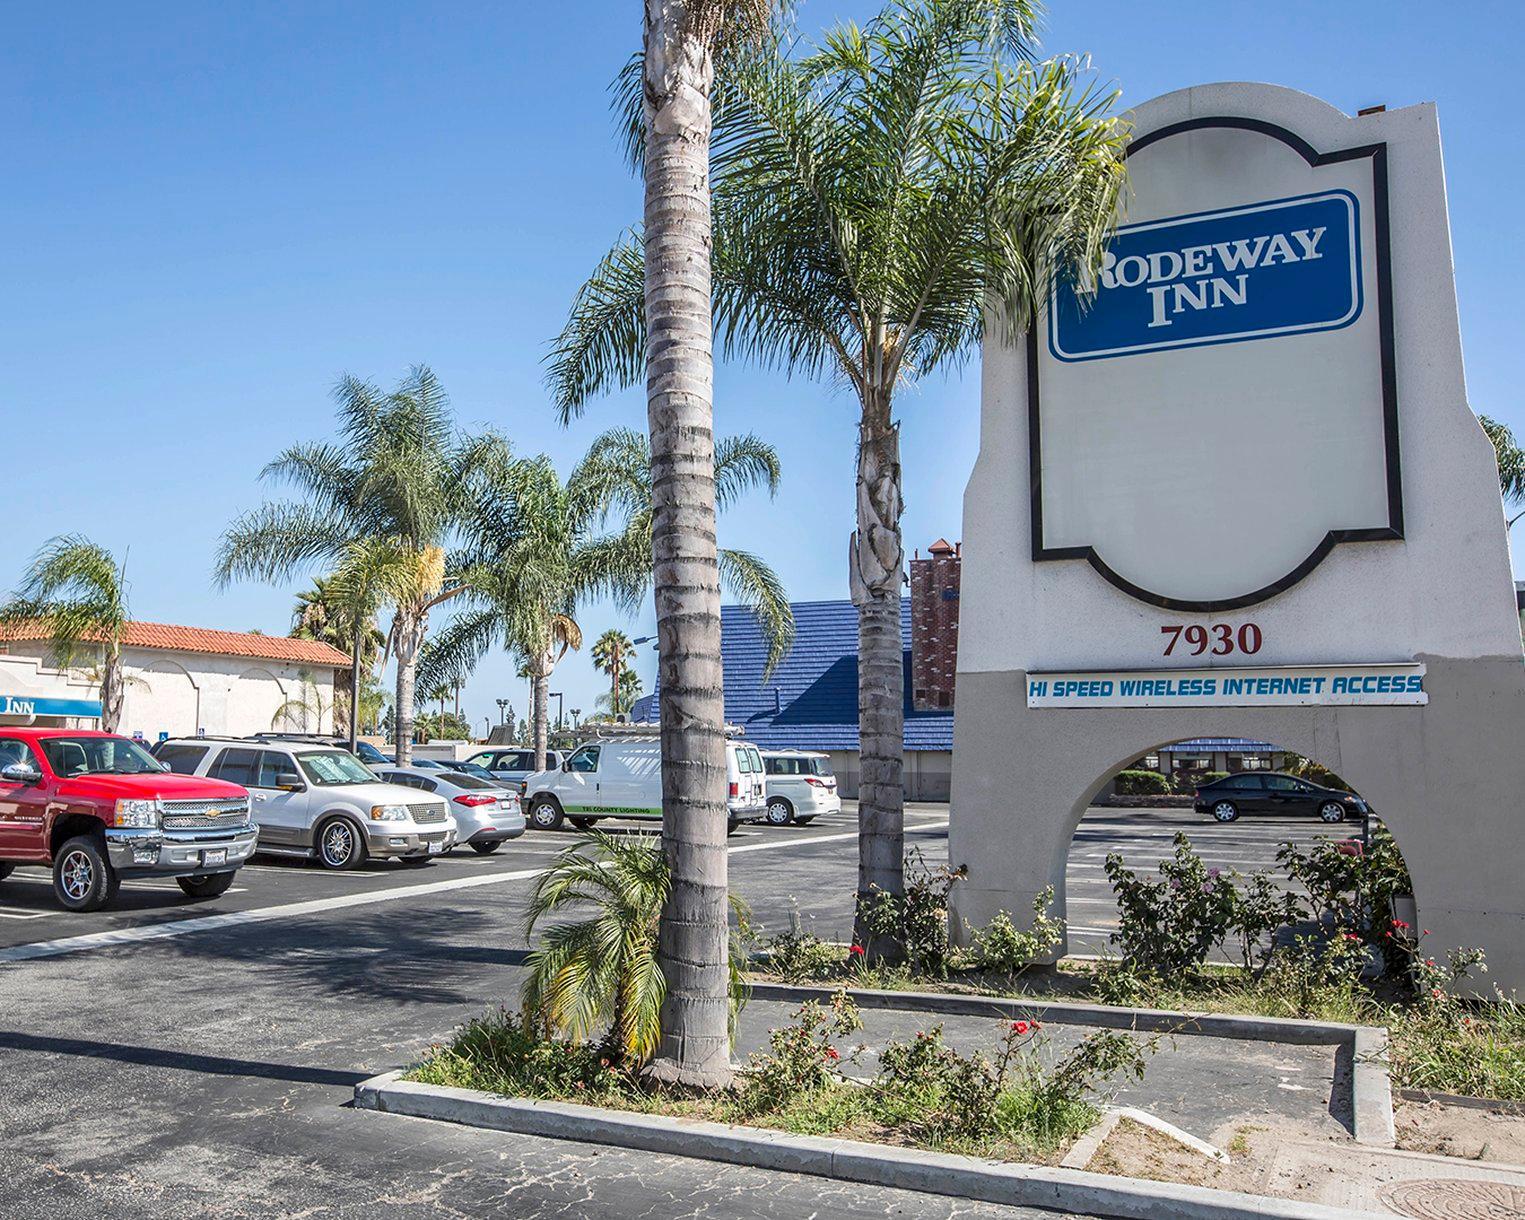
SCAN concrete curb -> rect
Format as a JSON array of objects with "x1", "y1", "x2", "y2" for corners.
[
  {"x1": 749, "y1": 981, "x2": 1397, "y2": 1147},
  {"x1": 354, "y1": 1070, "x2": 1388, "y2": 1220}
]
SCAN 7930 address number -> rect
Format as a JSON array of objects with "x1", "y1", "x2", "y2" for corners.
[{"x1": 1161, "y1": 623, "x2": 1262, "y2": 657}]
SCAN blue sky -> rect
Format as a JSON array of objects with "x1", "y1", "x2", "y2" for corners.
[{"x1": 1, "y1": 1, "x2": 1519, "y2": 732}]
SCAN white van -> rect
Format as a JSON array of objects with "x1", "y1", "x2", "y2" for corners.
[
  {"x1": 761, "y1": 749, "x2": 842, "y2": 825},
  {"x1": 522, "y1": 735, "x2": 767, "y2": 833}
]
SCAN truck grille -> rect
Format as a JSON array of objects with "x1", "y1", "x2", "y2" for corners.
[
  {"x1": 408, "y1": 802, "x2": 448, "y2": 825},
  {"x1": 161, "y1": 798, "x2": 251, "y2": 830}
]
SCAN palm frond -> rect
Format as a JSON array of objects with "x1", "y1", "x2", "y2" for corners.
[
  {"x1": 718, "y1": 548, "x2": 795, "y2": 676},
  {"x1": 546, "y1": 233, "x2": 646, "y2": 422}
]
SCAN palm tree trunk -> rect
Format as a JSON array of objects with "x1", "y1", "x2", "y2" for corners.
[
  {"x1": 850, "y1": 396, "x2": 906, "y2": 961},
  {"x1": 347, "y1": 617, "x2": 362, "y2": 753},
  {"x1": 101, "y1": 644, "x2": 125, "y2": 734},
  {"x1": 393, "y1": 607, "x2": 424, "y2": 766},
  {"x1": 532, "y1": 664, "x2": 550, "y2": 772},
  {"x1": 642, "y1": 0, "x2": 732, "y2": 1089}
]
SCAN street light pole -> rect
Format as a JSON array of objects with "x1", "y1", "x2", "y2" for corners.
[{"x1": 550, "y1": 691, "x2": 564, "y2": 733}]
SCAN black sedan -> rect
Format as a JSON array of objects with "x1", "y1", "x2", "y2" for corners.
[{"x1": 1192, "y1": 772, "x2": 1368, "y2": 823}]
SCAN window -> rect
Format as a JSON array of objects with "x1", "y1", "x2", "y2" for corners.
[
  {"x1": 734, "y1": 749, "x2": 752, "y2": 773},
  {"x1": 255, "y1": 751, "x2": 303, "y2": 788},
  {"x1": 1263, "y1": 775, "x2": 1307, "y2": 793},
  {"x1": 0, "y1": 738, "x2": 41, "y2": 774},
  {"x1": 296, "y1": 750, "x2": 379, "y2": 786},
  {"x1": 153, "y1": 743, "x2": 210, "y2": 776},
  {"x1": 806, "y1": 757, "x2": 834, "y2": 778},
  {"x1": 1225, "y1": 775, "x2": 1262, "y2": 790},
  {"x1": 566, "y1": 746, "x2": 599, "y2": 773},
  {"x1": 441, "y1": 772, "x2": 493, "y2": 790},
  {"x1": 211, "y1": 747, "x2": 261, "y2": 787},
  {"x1": 39, "y1": 735, "x2": 163, "y2": 777}
]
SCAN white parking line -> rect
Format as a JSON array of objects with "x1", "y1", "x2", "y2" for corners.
[
  {"x1": 0, "y1": 820, "x2": 948, "y2": 966},
  {"x1": 0, "y1": 908, "x2": 47, "y2": 921}
]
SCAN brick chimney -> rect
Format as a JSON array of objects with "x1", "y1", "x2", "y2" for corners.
[{"x1": 910, "y1": 538, "x2": 960, "y2": 710}]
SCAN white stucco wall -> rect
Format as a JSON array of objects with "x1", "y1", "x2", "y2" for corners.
[{"x1": 0, "y1": 643, "x2": 337, "y2": 739}]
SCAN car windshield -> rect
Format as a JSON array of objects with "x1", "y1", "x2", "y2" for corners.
[
  {"x1": 806, "y1": 757, "x2": 833, "y2": 777},
  {"x1": 451, "y1": 761, "x2": 495, "y2": 780},
  {"x1": 40, "y1": 735, "x2": 164, "y2": 777},
  {"x1": 296, "y1": 750, "x2": 377, "y2": 786}
]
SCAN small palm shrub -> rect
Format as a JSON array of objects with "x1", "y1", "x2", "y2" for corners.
[{"x1": 522, "y1": 831, "x2": 748, "y2": 1068}]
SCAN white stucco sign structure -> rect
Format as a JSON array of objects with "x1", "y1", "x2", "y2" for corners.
[{"x1": 951, "y1": 84, "x2": 1525, "y2": 993}]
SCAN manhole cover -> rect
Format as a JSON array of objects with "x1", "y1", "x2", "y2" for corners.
[{"x1": 1380, "y1": 1178, "x2": 1525, "y2": 1220}]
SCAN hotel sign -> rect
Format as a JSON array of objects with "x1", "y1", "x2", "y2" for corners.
[
  {"x1": 1031, "y1": 116, "x2": 1400, "y2": 612},
  {"x1": 1025, "y1": 664, "x2": 1427, "y2": 709},
  {"x1": 0, "y1": 694, "x2": 104, "y2": 719},
  {"x1": 1050, "y1": 191, "x2": 1362, "y2": 361}
]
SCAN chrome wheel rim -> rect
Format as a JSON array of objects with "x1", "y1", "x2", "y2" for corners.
[
  {"x1": 766, "y1": 801, "x2": 790, "y2": 825},
  {"x1": 1320, "y1": 804, "x2": 1345, "y2": 822},
  {"x1": 60, "y1": 849, "x2": 93, "y2": 900},
  {"x1": 1213, "y1": 802, "x2": 1236, "y2": 821},
  {"x1": 532, "y1": 804, "x2": 556, "y2": 829},
  {"x1": 321, "y1": 823, "x2": 353, "y2": 865}
]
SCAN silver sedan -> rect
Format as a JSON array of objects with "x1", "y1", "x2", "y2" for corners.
[{"x1": 377, "y1": 766, "x2": 525, "y2": 854}]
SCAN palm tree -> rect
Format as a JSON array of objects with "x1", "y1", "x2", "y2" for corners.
[
  {"x1": 578, "y1": 428, "x2": 794, "y2": 672},
  {"x1": 1481, "y1": 415, "x2": 1525, "y2": 528},
  {"x1": 592, "y1": 628, "x2": 635, "y2": 715},
  {"x1": 551, "y1": 0, "x2": 1127, "y2": 960},
  {"x1": 270, "y1": 670, "x2": 331, "y2": 733},
  {"x1": 215, "y1": 367, "x2": 498, "y2": 765},
  {"x1": 421, "y1": 429, "x2": 789, "y2": 771},
  {"x1": 0, "y1": 535, "x2": 132, "y2": 731},
  {"x1": 290, "y1": 573, "x2": 386, "y2": 744},
  {"x1": 522, "y1": 831, "x2": 745, "y2": 1068}
]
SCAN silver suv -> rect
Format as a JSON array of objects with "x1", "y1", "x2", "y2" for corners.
[{"x1": 154, "y1": 737, "x2": 456, "y2": 870}]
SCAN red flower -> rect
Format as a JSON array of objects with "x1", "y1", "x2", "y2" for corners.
[
  {"x1": 1432, "y1": 988, "x2": 1443, "y2": 999},
  {"x1": 1392, "y1": 919, "x2": 1409, "y2": 929},
  {"x1": 1423, "y1": 929, "x2": 1431, "y2": 936},
  {"x1": 849, "y1": 945, "x2": 866, "y2": 957},
  {"x1": 823, "y1": 1046, "x2": 840, "y2": 1061},
  {"x1": 1011, "y1": 1020, "x2": 1030, "y2": 1035},
  {"x1": 1344, "y1": 933, "x2": 1362, "y2": 942}
]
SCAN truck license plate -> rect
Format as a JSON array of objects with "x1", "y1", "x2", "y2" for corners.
[
  {"x1": 202, "y1": 848, "x2": 227, "y2": 867},
  {"x1": 427, "y1": 840, "x2": 444, "y2": 855}
]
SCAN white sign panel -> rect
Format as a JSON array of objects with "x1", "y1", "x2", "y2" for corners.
[
  {"x1": 1026, "y1": 664, "x2": 1427, "y2": 709},
  {"x1": 1032, "y1": 117, "x2": 1400, "y2": 611}
]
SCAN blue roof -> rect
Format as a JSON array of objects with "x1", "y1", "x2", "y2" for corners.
[{"x1": 630, "y1": 597, "x2": 954, "y2": 752}]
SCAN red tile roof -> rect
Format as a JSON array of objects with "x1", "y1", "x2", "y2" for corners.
[{"x1": 1, "y1": 620, "x2": 350, "y2": 668}]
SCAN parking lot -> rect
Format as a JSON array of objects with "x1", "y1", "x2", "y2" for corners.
[{"x1": 0, "y1": 798, "x2": 1351, "y2": 1218}]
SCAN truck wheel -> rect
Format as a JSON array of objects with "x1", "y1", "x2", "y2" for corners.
[
  {"x1": 469, "y1": 840, "x2": 503, "y2": 855},
  {"x1": 529, "y1": 797, "x2": 565, "y2": 831},
  {"x1": 316, "y1": 817, "x2": 367, "y2": 870},
  {"x1": 727, "y1": 817, "x2": 740, "y2": 836},
  {"x1": 53, "y1": 835, "x2": 116, "y2": 912},
  {"x1": 0, "y1": 862, "x2": 14, "y2": 882},
  {"x1": 569, "y1": 816, "x2": 599, "y2": 830},
  {"x1": 177, "y1": 871, "x2": 236, "y2": 899}
]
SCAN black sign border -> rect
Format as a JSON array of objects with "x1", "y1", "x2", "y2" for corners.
[{"x1": 1028, "y1": 116, "x2": 1401, "y2": 614}]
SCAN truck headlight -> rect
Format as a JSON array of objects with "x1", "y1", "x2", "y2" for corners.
[
  {"x1": 112, "y1": 798, "x2": 161, "y2": 829},
  {"x1": 369, "y1": 803, "x2": 409, "y2": 822}
]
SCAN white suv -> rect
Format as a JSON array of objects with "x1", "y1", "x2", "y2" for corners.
[
  {"x1": 522, "y1": 736, "x2": 767, "y2": 833},
  {"x1": 154, "y1": 737, "x2": 456, "y2": 869},
  {"x1": 761, "y1": 750, "x2": 841, "y2": 825}
]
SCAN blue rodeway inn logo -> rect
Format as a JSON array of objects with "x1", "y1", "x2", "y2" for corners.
[{"x1": 1050, "y1": 190, "x2": 1363, "y2": 361}]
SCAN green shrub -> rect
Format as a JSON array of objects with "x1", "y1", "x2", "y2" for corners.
[
  {"x1": 859, "y1": 847, "x2": 965, "y2": 976},
  {"x1": 968, "y1": 887, "x2": 1066, "y2": 975},
  {"x1": 762, "y1": 929, "x2": 846, "y2": 981},
  {"x1": 1171, "y1": 770, "x2": 1227, "y2": 792},
  {"x1": 732, "y1": 991, "x2": 863, "y2": 1118},
  {"x1": 1113, "y1": 769, "x2": 1169, "y2": 796},
  {"x1": 410, "y1": 1006, "x2": 628, "y2": 1101},
  {"x1": 1105, "y1": 832, "x2": 1240, "y2": 974}
]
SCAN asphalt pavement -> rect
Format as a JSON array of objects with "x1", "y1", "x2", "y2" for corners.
[{"x1": 0, "y1": 801, "x2": 1345, "y2": 1217}]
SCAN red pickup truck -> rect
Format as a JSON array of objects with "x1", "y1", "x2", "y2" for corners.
[{"x1": 0, "y1": 728, "x2": 257, "y2": 911}]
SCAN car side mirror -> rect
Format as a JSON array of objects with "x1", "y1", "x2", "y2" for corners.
[
  {"x1": 1, "y1": 762, "x2": 41, "y2": 784},
  {"x1": 275, "y1": 772, "x2": 305, "y2": 792},
  {"x1": 561, "y1": 760, "x2": 572, "y2": 772}
]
